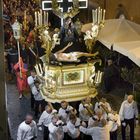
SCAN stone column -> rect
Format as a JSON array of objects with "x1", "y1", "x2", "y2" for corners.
[{"x1": 0, "y1": 0, "x2": 8, "y2": 139}]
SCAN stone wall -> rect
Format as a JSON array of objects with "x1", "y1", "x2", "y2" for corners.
[{"x1": 88, "y1": 0, "x2": 140, "y2": 23}]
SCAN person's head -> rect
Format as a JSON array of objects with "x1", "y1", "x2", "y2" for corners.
[
  {"x1": 84, "y1": 97, "x2": 91, "y2": 104},
  {"x1": 45, "y1": 105, "x2": 53, "y2": 114},
  {"x1": 107, "y1": 59, "x2": 113, "y2": 66},
  {"x1": 100, "y1": 98, "x2": 107, "y2": 103},
  {"x1": 69, "y1": 113, "x2": 77, "y2": 125},
  {"x1": 34, "y1": 80, "x2": 40, "y2": 88},
  {"x1": 30, "y1": 70, "x2": 36, "y2": 77},
  {"x1": 61, "y1": 101, "x2": 68, "y2": 109},
  {"x1": 96, "y1": 109, "x2": 103, "y2": 118},
  {"x1": 25, "y1": 113, "x2": 33, "y2": 124},
  {"x1": 127, "y1": 95, "x2": 134, "y2": 103},
  {"x1": 111, "y1": 109, "x2": 117, "y2": 115},
  {"x1": 65, "y1": 17, "x2": 72, "y2": 26},
  {"x1": 52, "y1": 115, "x2": 59, "y2": 125}
]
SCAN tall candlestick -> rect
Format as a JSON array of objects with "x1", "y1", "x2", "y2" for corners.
[
  {"x1": 44, "y1": 11, "x2": 46, "y2": 25},
  {"x1": 98, "y1": 11, "x2": 100, "y2": 24},
  {"x1": 38, "y1": 12, "x2": 41, "y2": 25},
  {"x1": 99, "y1": 72, "x2": 103, "y2": 83},
  {"x1": 40, "y1": 9, "x2": 42, "y2": 25},
  {"x1": 98, "y1": 7, "x2": 101, "y2": 24},
  {"x1": 92, "y1": 9, "x2": 95, "y2": 24},
  {"x1": 97, "y1": 71, "x2": 100, "y2": 83},
  {"x1": 46, "y1": 12, "x2": 48, "y2": 25},
  {"x1": 103, "y1": 9, "x2": 106, "y2": 23},
  {"x1": 100, "y1": 9, "x2": 103, "y2": 22},
  {"x1": 95, "y1": 9, "x2": 97, "y2": 24},
  {"x1": 35, "y1": 11, "x2": 38, "y2": 26}
]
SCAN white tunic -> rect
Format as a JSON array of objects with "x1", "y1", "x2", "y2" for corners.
[
  {"x1": 88, "y1": 115, "x2": 106, "y2": 128},
  {"x1": 94, "y1": 102, "x2": 112, "y2": 113},
  {"x1": 48, "y1": 122, "x2": 64, "y2": 140},
  {"x1": 17, "y1": 121, "x2": 37, "y2": 140},
  {"x1": 27, "y1": 76, "x2": 36, "y2": 88},
  {"x1": 32, "y1": 85, "x2": 43, "y2": 101},
  {"x1": 58, "y1": 105, "x2": 73, "y2": 123},
  {"x1": 108, "y1": 113, "x2": 121, "y2": 132},
  {"x1": 38, "y1": 110, "x2": 54, "y2": 127},
  {"x1": 119, "y1": 100, "x2": 138, "y2": 120},
  {"x1": 80, "y1": 125, "x2": 110, "y2": 140},
  {"x1": 66, "y1": 118, "x2": 81, "y2": 139},
  {"x1": 79, "y1": 103, "x2": 93, "y2": 121}
]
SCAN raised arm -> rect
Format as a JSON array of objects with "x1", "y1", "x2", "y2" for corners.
[{"x1": 56, "y1": 42, "x2": 73, "y2": 54}]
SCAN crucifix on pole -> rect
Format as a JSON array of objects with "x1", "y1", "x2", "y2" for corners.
[{"x1": 42, "y1": 0, "x2": 88, "y2": 25}]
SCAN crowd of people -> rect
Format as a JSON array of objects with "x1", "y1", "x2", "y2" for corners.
[
  {"x1": 3, "y1": 1, "x2": 139, "y2": 140},
  {"x1": 17, "y1": 79, "x2": 139, "y2": 140}
]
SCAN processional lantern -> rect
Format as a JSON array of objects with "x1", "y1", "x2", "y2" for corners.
[
  {"x1": 12, "y1": 20, "x2": 22, "y2": 40},
  {"x1": 12, "y1": 20, "x2": 22, "y2": 77}
]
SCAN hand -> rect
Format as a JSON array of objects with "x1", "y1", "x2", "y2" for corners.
[
  {"x1": 122, "y1": 122, "x2": 126, "y2": 127},
  {"x1": 38, "y1": 127, "x2": 43, "y2": 131},
  {"x1": 84, "y1": 104, "x2": 89, "y2": 108},
  {"x1": 67, "y1": 42, "x2": 73, "y2": 47},
  {"x1": 94, "y1": 51, "x2": 99, "y2": 56},
  {"x1": 81, "y1": 121, "x2": 87, "y2": 127}
]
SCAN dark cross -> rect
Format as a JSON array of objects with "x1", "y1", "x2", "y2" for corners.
[{"x1": 42, "y1": 0, "x2": 88, "y2": 25}]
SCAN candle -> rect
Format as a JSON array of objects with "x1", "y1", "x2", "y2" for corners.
[
  {"x1": 44, "y1": 11, "x2": 46, "y2": 25},
  {"x1": 97, "y1": 71, "x2": 100, "y2": 83},
  {"x1": 46, "y1": 12, "x2": 48, "y2": 25},
  {"x1": 95, "y1": 9, "x2": 97, "y2": 24},
  {"x1": 40, "y1": 9, "x2": 42, "y2": 25},
  {"x1": 98, "y1": 11, "x2": 100, "y2": 24},
  {"x1": 35, "y1": 11, "x2": 38, "y2": 26},
  {"x1": 95, "y1": 72, "x2": 97, "y2": 82},
  {"x1": 92, "y1": 9, "x2": 95, "y2": 24},
  {"x1": 103, "y1": 9, "x2": 106, "y2": 23},
  {"x1": 99, "y1": 72, "x2": 103, "y2": 83},
  {"x1": 38, "y1": 12, "x2": 41, "y2": 25},
  {"x1": 100, "y1": 9, "x2": 103, "y2": 22}
]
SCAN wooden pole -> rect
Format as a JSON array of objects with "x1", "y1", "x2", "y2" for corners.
[{"x1": 0, "y1": 0, "x2": 8, "y2": 139}]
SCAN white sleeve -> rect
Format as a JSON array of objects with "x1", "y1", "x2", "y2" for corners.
[
  {"x1": 67, "y1": 125, "x2": 79, "y2": 138},
  {"x1": 27, "y1": 77, "x2": 34, "y2": 86},
  {"x1": 134, "y1": 102, "x2": 139, "y2": 118},
  {"x1": 17, "y1": 125, "x2": 23, "y2": 140},
  {"x1": 79, "y1": 126, "x2": 94, "y2": 136},
  {"x1": 94, "y1": 102, "x2": 99, "y2": 112},
  {"x1": 119, "y1": 101, "x2": 125, "y2": 121},
  {"x1": 107, "y1": 103, "x2": 112, "y2": 112},
  {"x1": 38, "y1": 111, "x2": 46, "y2": 126},
  {"x1": 33, "y1": 121, "x2": 38, "y2": 137},
  {"x1": 88, "y1": 117, "x2": 94, "y2": 128},
  {"x1": 79, "y1": 104, "x2": 84, "y2": 112},
  {"x1": 117, "y1": 115, "x2": 121, "y2": 126},
  {"x1": 32, "y1": 86, "x2": 38, "y2": 96}
]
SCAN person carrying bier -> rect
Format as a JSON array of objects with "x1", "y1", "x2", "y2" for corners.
[{"x1": 38, "y1": 104, "x2": 57, "y2": 140}]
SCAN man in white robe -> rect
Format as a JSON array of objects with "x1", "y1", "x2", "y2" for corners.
[
  {"x1": 48, "y1": 115, "x2": 64, "y2": 140},
  {"x1": 17, "y1": 114, "x2": 37, "y2": 140},
  {"x1": 66, "y1": 114, "x2": 81, "y2": 139}
]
